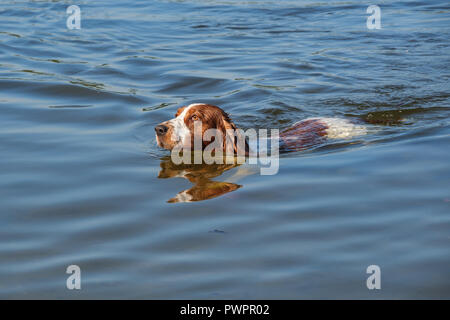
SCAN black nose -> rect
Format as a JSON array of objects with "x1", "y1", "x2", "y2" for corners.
[{"x1": 155, "y1": 124, "x2": 168, "y2": 136}]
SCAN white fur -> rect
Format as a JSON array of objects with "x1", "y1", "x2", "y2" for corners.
[
  {"x1": 167, "y1": 104, "x2": 193, "y2": 145},
  {"x1": 168, "y1": 103, "x2": 210, "y2": 145},
  {"x1": 300, "y1": 117, "x2": 367, "y2": 139},
  {"x1": 174, "y1": 190, "x2": 193, "y2": 202}
]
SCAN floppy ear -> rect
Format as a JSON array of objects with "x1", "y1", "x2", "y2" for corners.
[
  {"x1": 219, "y1": 113, "x2": 249, "y2": 156},
  {"x1": 175, "y1": 106, "x2": 186, "y2": 117}
]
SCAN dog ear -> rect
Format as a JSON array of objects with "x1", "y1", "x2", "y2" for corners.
[
  {"x1": 219, "y1": 113, "x2": 249, "y2": 156},
  {"x1": 175, "y1": 106, "x2": 186, "y2": 117}
]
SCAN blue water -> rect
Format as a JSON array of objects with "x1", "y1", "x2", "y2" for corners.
[{"x1": 0, "y1": 0, "x2": 449, "y2": 299}]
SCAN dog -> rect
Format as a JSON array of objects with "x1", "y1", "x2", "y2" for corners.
[{"x1": 155, "y1": 103, "x2": 367, "y2": 154}]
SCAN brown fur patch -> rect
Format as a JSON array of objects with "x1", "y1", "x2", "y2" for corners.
[{"x1": 280, "y1": 119, "x2": 328, "y2": 151}]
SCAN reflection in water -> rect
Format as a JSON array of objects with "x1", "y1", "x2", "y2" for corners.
[{"x1": 157, "y1": 157, "x2": 243, "y2": 203}]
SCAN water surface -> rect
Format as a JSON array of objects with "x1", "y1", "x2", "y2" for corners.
[{"x1": 0, "y1": 0, "x2": 449, "y2": 299}]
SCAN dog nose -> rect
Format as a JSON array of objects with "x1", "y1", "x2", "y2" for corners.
[{"x1": 155, "y1": 124, "x2": 168, "y2": 136}]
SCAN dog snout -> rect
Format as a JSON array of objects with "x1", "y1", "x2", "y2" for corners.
[{"x1": 155, "y1": 124, "x2": 169, "y2": 136}]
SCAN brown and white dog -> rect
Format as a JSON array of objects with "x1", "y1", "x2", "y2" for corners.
[{"x1": 155, "y1": 103, "x2": 367, "y2": 155}]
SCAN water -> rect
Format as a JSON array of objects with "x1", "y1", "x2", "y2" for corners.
[{"x1": 0, "y1": 0, "x2": 449, "y2": 299}]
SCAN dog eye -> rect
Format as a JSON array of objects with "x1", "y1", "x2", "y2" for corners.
[{"x1": 191, "y1": 115, "x2": 199, "y2": 121}]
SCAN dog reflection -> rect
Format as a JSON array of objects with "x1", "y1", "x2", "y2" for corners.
[{"x1": 158, "y1": 157, "x2": 242, "y2": 203}]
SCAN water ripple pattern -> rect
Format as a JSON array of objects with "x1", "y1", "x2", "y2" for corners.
[{"x1": 0, "y1": 0, "x2": 449, "y2": 298}]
